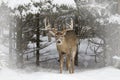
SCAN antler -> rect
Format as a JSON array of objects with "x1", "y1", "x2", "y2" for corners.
[
  {"x1": 69, "y1": 18, "x2": 73, "y2": 30},
  {"x1": 44, "y1": 17, "x2": 51, "y2": 30},
  {"x1": 66, "y1": 18, "x2": 74, "y2": 30}
]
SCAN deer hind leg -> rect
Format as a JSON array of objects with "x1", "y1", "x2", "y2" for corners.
[
  {"x1": 66, "y1": 55, "x2": 69, "y2": 70},
  {"x1": 60, "y1": 54, "x2": 64, "y2": 73},
  {"x1": 71, "y1": 57, "x2": 75, "y2": 73}
]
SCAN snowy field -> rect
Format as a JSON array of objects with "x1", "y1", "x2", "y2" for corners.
[{"x1": 0, "y1": 67, "x2": 120, "y2": 80}]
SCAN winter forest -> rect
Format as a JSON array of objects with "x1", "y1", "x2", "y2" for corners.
[{"x1": 0, "y1": 0, "x2": 120, "y2": 80}]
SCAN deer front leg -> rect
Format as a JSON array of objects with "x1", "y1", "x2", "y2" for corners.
[
  {"x1": 60, "y1": 54, "x2": 64, "y2": 73},
  {"x1": 71, "y1": 51, "x2": 76, "y2": 73},
  {"x1": 67, "y1": 54, "x2": 72, "y2": 73}
]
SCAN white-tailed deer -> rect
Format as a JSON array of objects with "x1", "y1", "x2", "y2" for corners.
[{"x1": 49, "y1": 28, "x2": 78, "y2": 73}]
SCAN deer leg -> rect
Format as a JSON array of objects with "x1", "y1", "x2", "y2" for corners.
[
  {"x1": 66, "y1": 55, "x2": 68, "y2": 70},
  {"x1": 60, "y1": 54, "x2": 64, "y2": 73},
  {"x1": 71, "y1": 58, "x2": 75, "y2": 73},
  {"x1": 72, "y1": 51, "x2": 76, "y2": 73},
  {"x1": 67, "y1": 54, "x2": 72, "y2": 73}
]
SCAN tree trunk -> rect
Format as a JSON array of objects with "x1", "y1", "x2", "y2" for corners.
[
  {"x1": 9, "y1": 24, "x2": 13, "y2": 67},
  {"x1": 36, "y1": 14, "x2": 40, "y2": 66},
  {"x1": 74, "y1": 17, "x2": 79, "y2": 66},
  {"x1": 16, "y1": 19, "x2": 23, "y2": 68},
  {"x1": 47, "y1": 31, "x2": 51, "y2": 42},
  {"x1": 117, "y1": 0, "x2": 120, "y2": 14},
  {"x1": 75, "y1": 45, "x2": 79, "y2": 66}
]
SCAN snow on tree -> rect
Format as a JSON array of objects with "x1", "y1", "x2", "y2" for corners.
[
  {"x1": 73, "y1": 0, "x2": 120, "y2": 67},
  {"x1": 0, "y1": 2, "x2": 13, "y2": 68}
]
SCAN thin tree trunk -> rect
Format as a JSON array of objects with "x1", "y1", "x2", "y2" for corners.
[
  {"x1": 118, "y1": 0, "x2": 120, "y2": 14},
  {"x1": 47, "y1": 32, "x2": 51, "y2": 42},
  {"x1": 75, "y1": 44, "x2": 79, "y2": 66},
  {"x1": 36, "y1": 14, "x2": 40, "y2": 66},
  {"x1": 74, "y1": 18, "x2": 79, "y2": 66},
  {"x1": 16, "y1": 19, "x2": 23, "y2": 68},
  {"x1": 9, "y1": 24, "x2": 13, "y2": 67}
]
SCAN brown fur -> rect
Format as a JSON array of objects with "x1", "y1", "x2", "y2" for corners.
[{"x1": 50, "y1": 29, "x2": 78, "y2": 73}]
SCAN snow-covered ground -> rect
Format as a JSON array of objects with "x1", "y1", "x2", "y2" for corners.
[{"x1": 0, "y1": 67, "x2": 120, "y2": 80}]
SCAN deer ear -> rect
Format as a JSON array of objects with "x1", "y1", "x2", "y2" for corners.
[{"x1": 49, "y1": 28, "x2": 57, "y2": 36}]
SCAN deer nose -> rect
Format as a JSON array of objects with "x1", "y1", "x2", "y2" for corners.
[{"x1": 57, "y1": 40, "x2": 61, "y2": 44}]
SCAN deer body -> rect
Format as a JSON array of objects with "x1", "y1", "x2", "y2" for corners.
[
  {"x1": 50, "y1": 29, "x2": 78, "y2": 73},
  {"x1": 45, "y1": 16, "x2": 78, "y2": 73}
]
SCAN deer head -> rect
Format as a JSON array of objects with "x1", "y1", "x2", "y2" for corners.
[{"x1": 49, "y1": 28, "x2": 67, "y2": 45}]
